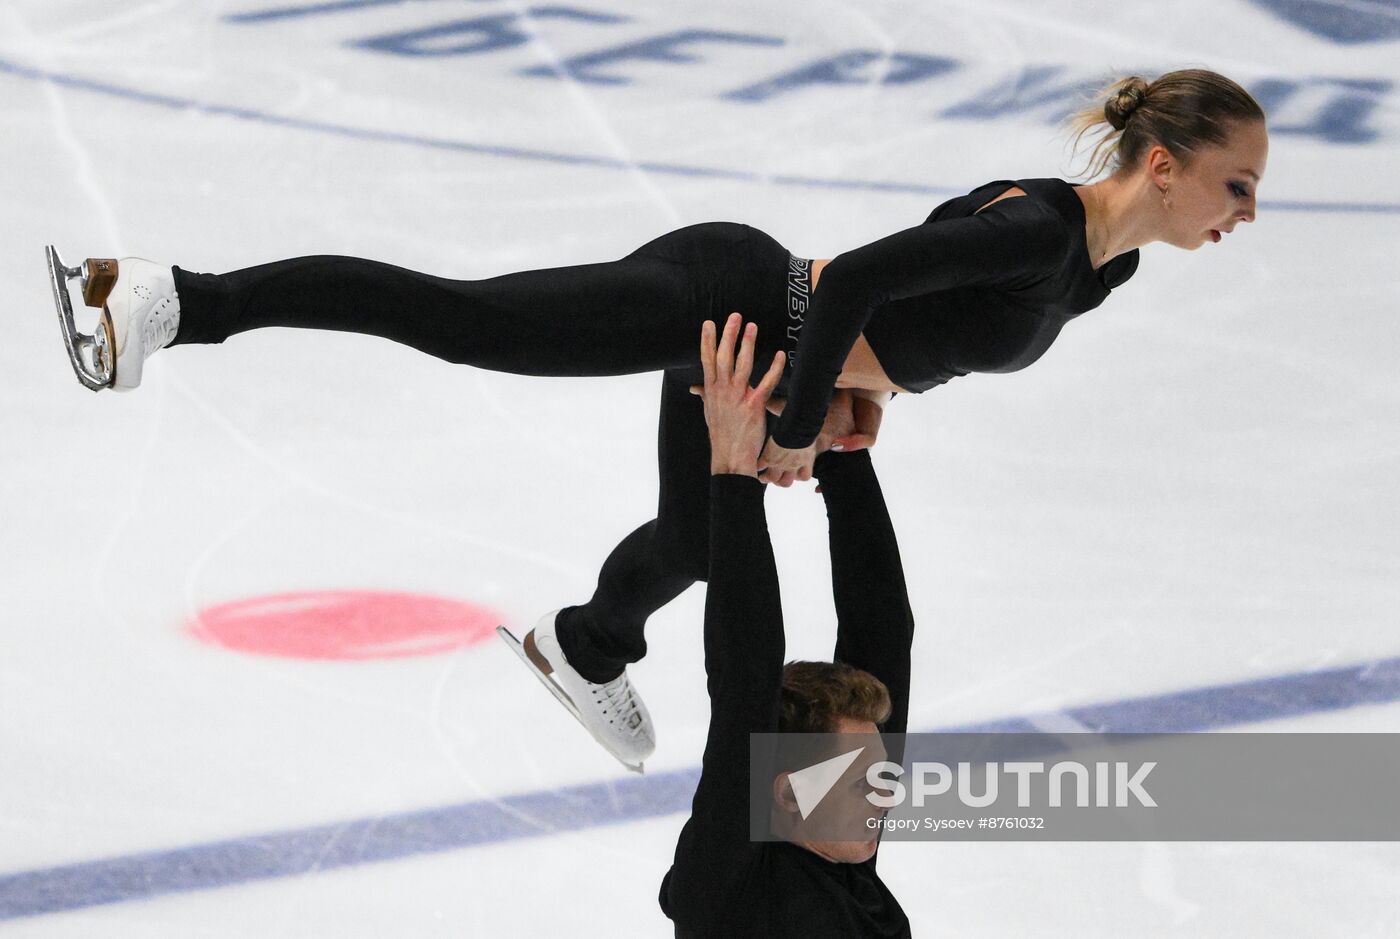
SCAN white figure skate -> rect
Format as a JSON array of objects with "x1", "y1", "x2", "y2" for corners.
[
  {"x1": 497, "y1": 611, "x2": 655, "y2": 774},
  {"x1": 46, "y1": 246, "x2": 180, "y2": 391}
]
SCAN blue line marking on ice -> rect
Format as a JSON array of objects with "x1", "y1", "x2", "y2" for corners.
[
  {"x1": 4, "y1": 653, "x2": 1400, "y2": 919},
  {"x1": 2, "y1": 55, "x2": 1399, "y2": 212},
  {"x1": 225, "y1": 0, "x2": 408, "y2": 24}
]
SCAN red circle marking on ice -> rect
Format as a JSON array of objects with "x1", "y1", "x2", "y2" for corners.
[{"x1": 188, "y1": 590, "x2": 501, "y2": 660}]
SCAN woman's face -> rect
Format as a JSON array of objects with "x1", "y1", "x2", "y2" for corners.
[{"x1": 1159, "y1": 119, "x2": 1269, "y2": 250}]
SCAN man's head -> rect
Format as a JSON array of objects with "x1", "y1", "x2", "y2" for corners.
[
  {"x1": 778, "y1": 660, "x2": 892, "y2": 734},
  {"x1": 771, "y1": 661, "x2": 893, "y2": 863}
]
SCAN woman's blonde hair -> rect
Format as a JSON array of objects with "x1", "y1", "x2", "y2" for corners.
[{"x1": 1067, "y1": 68, "x2": 1266, "y2": 180}]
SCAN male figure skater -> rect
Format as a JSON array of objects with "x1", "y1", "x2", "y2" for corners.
[{"x1": 660, "y1": 313, "x2": 914, "y2": 937}]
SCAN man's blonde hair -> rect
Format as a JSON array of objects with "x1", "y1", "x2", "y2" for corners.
[{"x1": 779, "y1": 660, "x2": 892, "y2": 734}]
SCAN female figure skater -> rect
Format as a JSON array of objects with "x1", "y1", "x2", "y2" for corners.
[
  {"x1": 660, "y1": 312, "x2": 913, "y2": 936},
  {"x1": 47, "y1": 70, "x2": 1266, "y2": 770}
]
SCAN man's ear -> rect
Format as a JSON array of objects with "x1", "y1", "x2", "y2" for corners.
[{"x1": 772, "y1": 772, "x2": 800, "y2": 814}]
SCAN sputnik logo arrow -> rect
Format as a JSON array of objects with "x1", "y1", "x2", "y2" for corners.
[{"x1": 788, "y1": 747, "x2": 865, "y2": 820}]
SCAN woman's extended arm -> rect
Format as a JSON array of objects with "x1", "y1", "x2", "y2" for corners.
[{"x1": 769, "y1": 198, "x2": 1067, "y2": 451}]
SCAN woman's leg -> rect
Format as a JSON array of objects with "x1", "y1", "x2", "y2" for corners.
[
  {"x1": 167, "y1": 223, "x2": 762, "y2": 377},
  {"x1": 542, "y1": 232, "x2": 795, "y2": 682},
  {"x1": 167, "y1": 225, "x2": 794, "y2": 684},
  {"x1": 553, "y1": 370, "x2": 712, "y2": 683}
]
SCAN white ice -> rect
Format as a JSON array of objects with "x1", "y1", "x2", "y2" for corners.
[{"x1": 2, "y1": 0, "x2": 1399, "y2": 935}]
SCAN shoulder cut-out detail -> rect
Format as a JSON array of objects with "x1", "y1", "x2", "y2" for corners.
[{"x1": 975, "y1": 186, "x2": 1028, "y2": 214}]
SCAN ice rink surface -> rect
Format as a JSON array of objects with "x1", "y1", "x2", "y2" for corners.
[{"x1": 2, "y1": 0, "x2": 1399, "y2": 935}]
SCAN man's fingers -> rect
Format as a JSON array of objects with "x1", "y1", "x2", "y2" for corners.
[
  {"x1": 689, "y1": 384, "x2": 703, "y2": 396},
  {"x1": 764, "y1": 396, "x2": 787, "y2": 416},
  {"x1": 733, "y1": 321, "x2": 756, "y2": 385},
  {"x1": 716, "y1": 312, "x2": 741, "y2": 384},
  {"x1": 699, "y1": 320, "x2": 716, "y2": 390},
  {"x1": 755, "y1": 349, "x2": 785, "y2": 399}
]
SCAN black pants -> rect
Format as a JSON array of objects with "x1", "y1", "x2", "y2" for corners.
[{"x1": 172, "y1": 222, "x2": 801, "y2": 682}]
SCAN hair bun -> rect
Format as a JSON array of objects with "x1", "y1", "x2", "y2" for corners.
[{"x1": 1105, "y1": 79, "x2": 1148, "y2": 131}]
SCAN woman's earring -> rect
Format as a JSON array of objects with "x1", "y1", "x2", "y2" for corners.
[{"x1": 1159, "y1": 184, "x2": 1171, "y2": 210}]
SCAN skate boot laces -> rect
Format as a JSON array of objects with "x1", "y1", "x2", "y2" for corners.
[
  {"x1": 593, "y1": 672, "x2": 646, "y2": 735},
  {"x1": 137, "y1": 291, "x2": 179, "y2": 356}
]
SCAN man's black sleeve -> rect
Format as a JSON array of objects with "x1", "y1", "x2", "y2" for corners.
[
  {"x1": 813, "y1": 449, "x2": 915, "y2": 736},
  {"x1": 667, "y1": 474, "x2": 786, "y2": 897}
]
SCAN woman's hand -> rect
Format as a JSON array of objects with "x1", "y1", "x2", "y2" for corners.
[
  {"x1": 697, "y1": 313, "x2": 786, "y2": 477},
  {"x1": 766, "y1": 389, "x2": 857, "y2": 453},
  {"x1": 756, "y1": 436, "x2": 818, "y2": 488},
  {"x1": 683, "y1": 394, "x2": 823, "y2": 486},
  {"x1": 756, "y1": 392, "x2": 848, "y2": 488},
  {"x1": 837, "y1": 387, "x2": 886, "y2": 453},
  {"x1": 757, "y1": 387, "x2": 886, "y2": 487}
]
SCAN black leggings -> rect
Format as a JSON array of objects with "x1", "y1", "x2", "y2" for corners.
[{"x1": 172, "y1": 222, "x2": 801, "y2": 682}]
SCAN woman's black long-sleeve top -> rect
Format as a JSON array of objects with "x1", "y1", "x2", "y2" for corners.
[{"x1": 772, "y1": 177, "x2": 1141, "y2": 449}]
